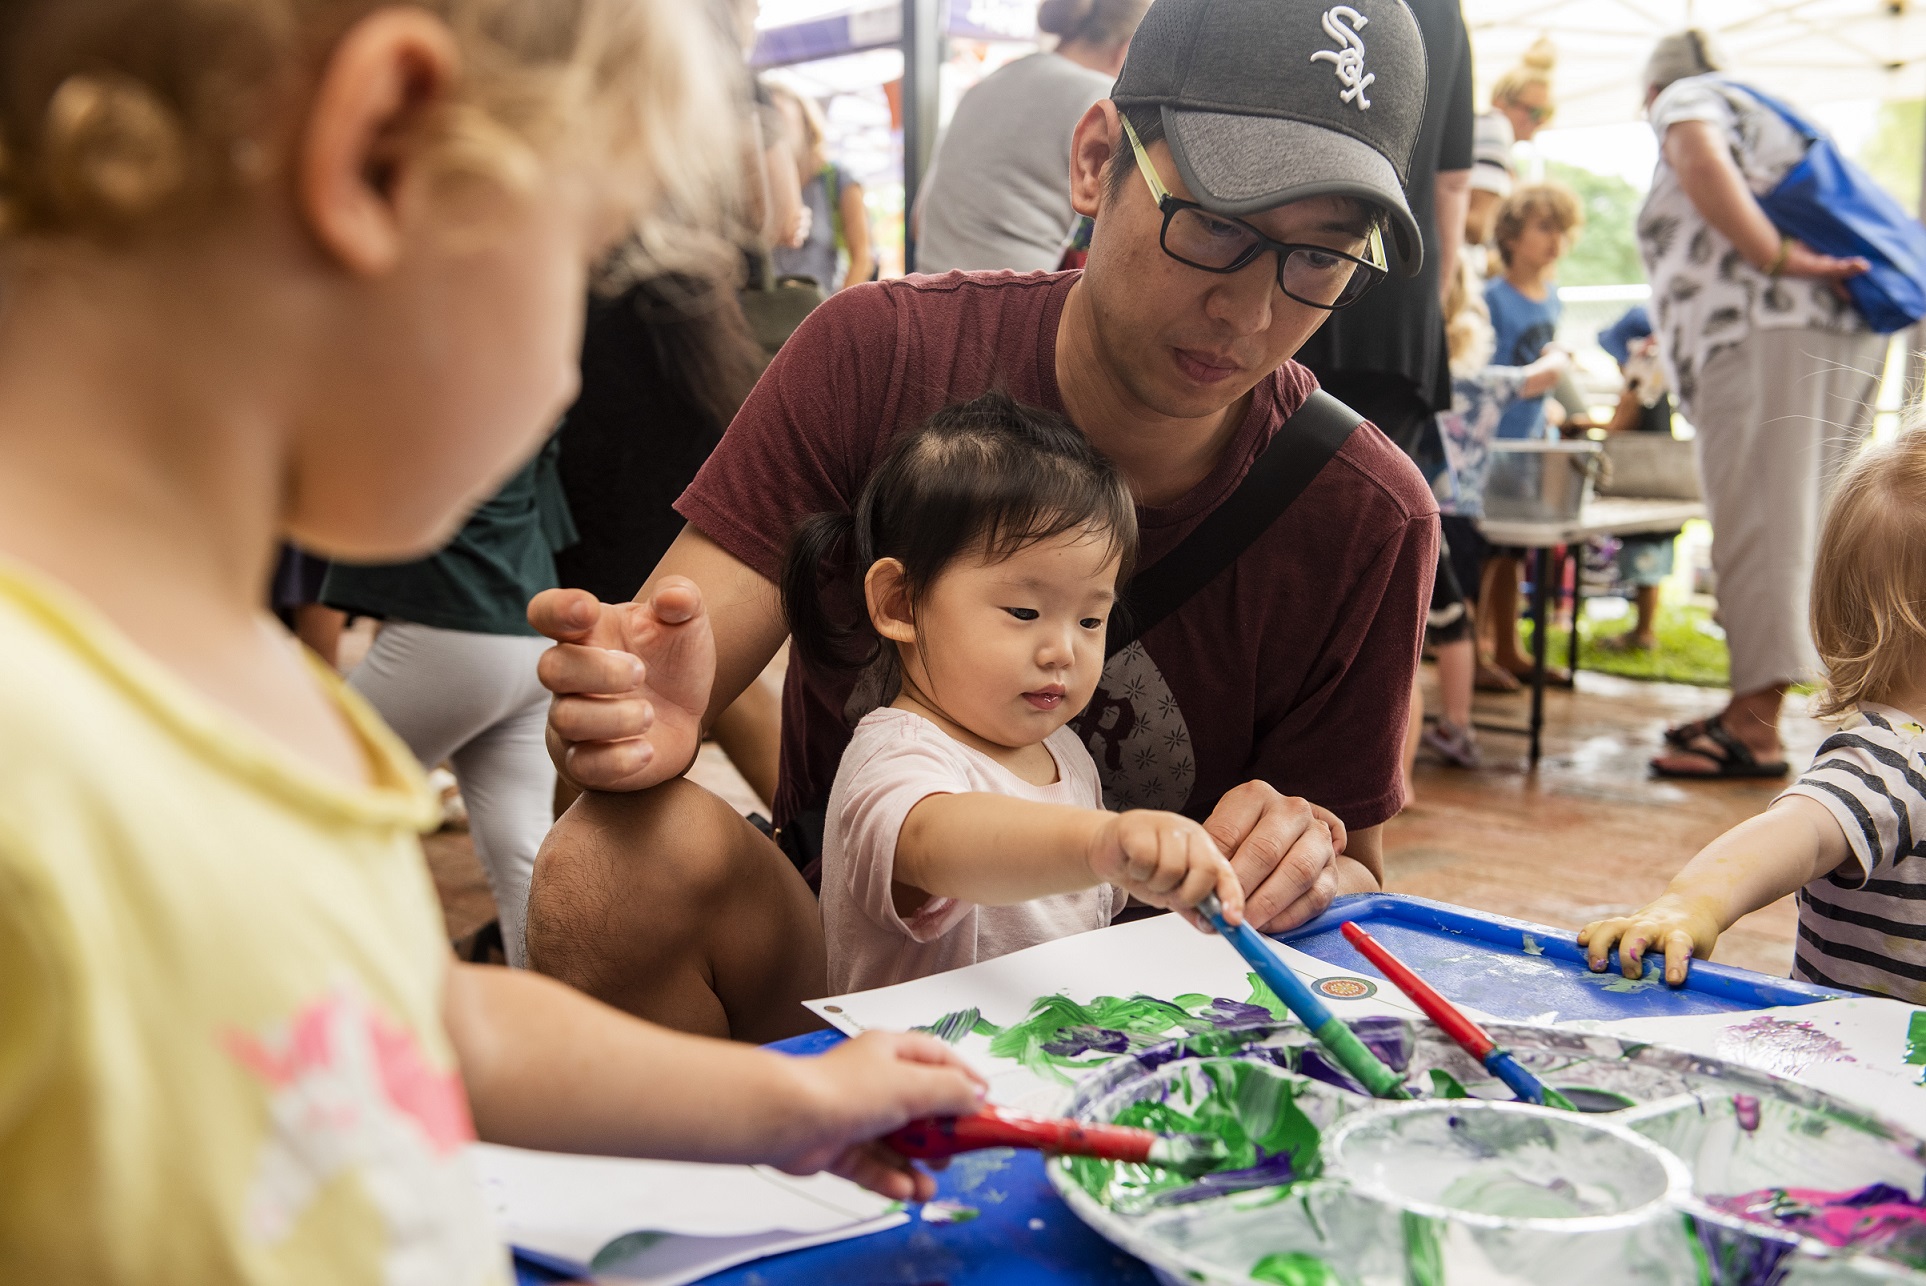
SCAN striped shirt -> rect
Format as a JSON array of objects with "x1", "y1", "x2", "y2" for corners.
[{"x1": 1779, "y1": 703, "x2": 1926, "y2": 1002}]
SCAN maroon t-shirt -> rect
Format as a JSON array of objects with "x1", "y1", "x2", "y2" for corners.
[{"x1": 677, "y1": 271, "x2": 1438, "y2": 833}]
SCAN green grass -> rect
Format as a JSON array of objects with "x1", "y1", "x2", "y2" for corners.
[{"x1": 1520, "y1": 601, "x2": 1732, "y2": 688}]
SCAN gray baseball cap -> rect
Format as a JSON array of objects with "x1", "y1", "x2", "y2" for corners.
[{"x1": 1112, "y1": 0, "x2": 1430, "y2": 275}]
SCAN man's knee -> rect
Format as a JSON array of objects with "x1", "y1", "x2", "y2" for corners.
[{"x1": 524, "y1": 779, "x2": 745, "y2": 981}]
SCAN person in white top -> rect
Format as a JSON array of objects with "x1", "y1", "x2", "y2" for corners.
[
  {"x1": 1581, "y1": 426, "x2": 1926, "y2": 1003},
  {"x1": 913, "y1": 0, "x2": 1148, "y2": 273},
  {"x1": 780, "y1": 393, "x2": 1243, "y2": 992},
  {"x1": 1635, "y1": 29, "x2": 1885, "y2": 781}
]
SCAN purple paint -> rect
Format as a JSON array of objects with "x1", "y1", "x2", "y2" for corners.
[
  {"x1": 1715, "y1": 1016, "x2": 1854, "y2": 1079},
  {"x1": 1733, "y1": 1094, "x2": 1761, "y2": 1133},
  {"x1": 1709, "y1": 1183, "x2": 1926, "y2": 1259}
]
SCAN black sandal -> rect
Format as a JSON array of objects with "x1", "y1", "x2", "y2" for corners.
[
  {"x1": 1662, "y1": 716, "x2": 1717, "y2": 749},
  {"x1": 1651, "y1": 718, "x2": 1789, "y2": 779}
]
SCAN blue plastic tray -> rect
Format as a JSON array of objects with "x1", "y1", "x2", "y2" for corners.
[
  {"x1": 512, "y1": 893, "x2": 1841, "y2": 1285},
  {"x1": 1279, "y1": 892, "x2": 1842, "y2": 1021}
]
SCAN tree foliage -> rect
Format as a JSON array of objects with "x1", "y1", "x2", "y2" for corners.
[{"x1": 1546, "y1": 160, "x2": 1646, "y2": 288}]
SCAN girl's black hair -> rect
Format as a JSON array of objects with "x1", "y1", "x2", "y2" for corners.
[{"x1": 780, "y1": 392, "x2": 1138, "y2": 685}]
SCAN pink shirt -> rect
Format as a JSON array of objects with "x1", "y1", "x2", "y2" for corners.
[{"x1": 822, "y1": 707, "x2": 1128, "y2": 994}]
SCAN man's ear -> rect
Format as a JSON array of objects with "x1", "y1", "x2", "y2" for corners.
[
  {"x1": 298, "y1": 8, "x2": 461, "y2": 276},
  {"x1": 1069, "y1": 99, "x2": 1122, "y2": 220},
  {"x1": 865, "y1": 559, "x2": 918, "y2": 645}
]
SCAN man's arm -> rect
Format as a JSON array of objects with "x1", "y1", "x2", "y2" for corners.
[{"x1": 532, "y1": 525, "x2": 786, "y2": 792}]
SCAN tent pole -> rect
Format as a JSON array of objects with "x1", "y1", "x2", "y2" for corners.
[{"x1": 902, "y1": 0, "x2": 942, "y2": 272}]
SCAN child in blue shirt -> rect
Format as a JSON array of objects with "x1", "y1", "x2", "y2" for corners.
[{"x1": 1486, "y1": 183, "x2": 1583, "y2": 441}]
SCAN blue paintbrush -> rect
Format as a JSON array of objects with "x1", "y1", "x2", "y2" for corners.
[{"x1": 1197, "y1": 893, "x2": 1409, "y2": 1099}]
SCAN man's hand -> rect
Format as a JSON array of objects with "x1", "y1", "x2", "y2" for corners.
[
  {"x1": 1201, "y1": 782, "x2": 1354, "y2": 933},
  {"x1": 529, "y1": 578, "x2": 716, "y2": 792}
]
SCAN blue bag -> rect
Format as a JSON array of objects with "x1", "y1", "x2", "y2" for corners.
[{"x1": 1726, "y1": 79, "x2": 1926, "y2": 334}]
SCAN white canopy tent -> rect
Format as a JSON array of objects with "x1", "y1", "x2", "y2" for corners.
[{"x1": 1469, "y1": 0, "x2": 1926, "y2": 130}]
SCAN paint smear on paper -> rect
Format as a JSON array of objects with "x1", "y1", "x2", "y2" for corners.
[
  {"x1": 915, "y1": 976, "x2": 1294, "y2": 1085},
  {"x1": 1708, "y1": 1184, "x2": 1926, "y2": 1265},
  {"x1": 1715, "y1": 1015, "x2": 1854, "y2": 1079}
]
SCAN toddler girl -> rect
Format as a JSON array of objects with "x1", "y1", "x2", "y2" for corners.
[
  {"x1": 0, "y1": 2, "x2": 980, "y2": 1279},
  {"x1": 782, "y1": 393, "x2": 1243, "y2": 993},
  {"x1": 1582, "y1": 426, "x2": 1926, "y2": 999}
]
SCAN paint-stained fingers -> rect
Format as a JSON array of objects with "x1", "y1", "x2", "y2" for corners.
[
  {"x1": 1619, "y1": 933, "x2": 1650, "y2": 980},
  {"x1": 1662, "y1": 930, "x2": 1696, "y2": 986},
  {"x1": 1581, "y1": 919, "x2": 1629, "y2": 972}
]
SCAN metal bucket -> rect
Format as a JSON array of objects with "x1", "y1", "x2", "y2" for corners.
[{"x1": 1484, "y1": 439, "x2": 1603, "y2": 523}]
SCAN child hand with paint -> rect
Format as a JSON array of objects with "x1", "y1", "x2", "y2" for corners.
[
  {"x1": 0, "y1": 5, "x2": 984, "y2": 1279},
  {"x1": 781, "y1": 394, "x2": 1245, "y2": 994},
  {"x1": 1582, "y1": 426, "x2": 1926, "y2": 1001}
]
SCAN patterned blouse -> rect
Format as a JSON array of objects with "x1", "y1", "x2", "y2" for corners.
[{"x1": 1636, "y1": 75, "x2": 1862, "y2": 420}]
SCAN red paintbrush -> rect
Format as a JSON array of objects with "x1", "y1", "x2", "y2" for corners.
[
  {"x1": 1341, "y1": 920, "x2": 1570, "y2": 1109},
  {"x1": 886, "y1": 1105, "x2": 1228, "y2": 1174}
]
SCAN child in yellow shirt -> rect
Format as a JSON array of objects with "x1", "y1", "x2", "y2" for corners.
[{"x1": 0, "y1": 3, "x2": 981, "y2": 1283}]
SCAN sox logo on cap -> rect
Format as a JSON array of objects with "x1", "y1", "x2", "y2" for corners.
[{"x1": 1310, "y1": 5, "x2": 1373, "y2": 110}]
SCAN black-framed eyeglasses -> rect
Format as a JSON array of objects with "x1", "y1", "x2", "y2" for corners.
[{"x1": 1121, "y1": 115, "x2": 1389, "y2": 312}]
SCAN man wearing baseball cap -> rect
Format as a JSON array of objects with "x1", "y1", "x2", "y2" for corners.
[{"x1": 525, "y1": 0, "x2": 1443, "y2": 1039}]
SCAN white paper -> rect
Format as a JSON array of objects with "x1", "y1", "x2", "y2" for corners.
[
  {"x1": 806, "y1": 915, "x2": 1425, "y2": 1108},
  {"x1": 1573, "y1": 996, "x2": 1926, "y2": 1137},
  {"x1": 470, "y1": 1143, "x2": 907, "y2": 1280}
]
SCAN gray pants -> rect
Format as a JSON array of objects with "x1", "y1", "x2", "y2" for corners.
[
  {"x1": 1692, "y1": 326, "x2": 1887, "y2": 695},
  {"x1": 349, "y1": 622, "x2": 554, "y2": 966}
]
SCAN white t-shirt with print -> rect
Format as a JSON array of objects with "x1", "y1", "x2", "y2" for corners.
[
  {"x1": 1636, "y1": 75, "x2": 1863, "y2": 418},
  {"x1": 821, "y1": 706, "x2": 1128, "y2": 994}
]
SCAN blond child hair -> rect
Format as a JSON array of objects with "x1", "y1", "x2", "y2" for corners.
[
  {"x1": 0, "y1": 0, "x2": 738, "y2": 274},
  {"x1": 1493, "y1": 182, "x2": 1583, "y2": 268},
  {"x1": 1811, "y1": 426, "x2": 1926, "y2": 718},
  {"x1": 1443, "y1": 257, "x2": 1494, "y2": 376},
  {"x1": 0, "y1": 3, "x2": 987, "y2": 1279}
]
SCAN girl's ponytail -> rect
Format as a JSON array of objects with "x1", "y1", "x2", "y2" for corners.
[{"x1": 780, "y1": 508, "x2": 874, "y2": 673}]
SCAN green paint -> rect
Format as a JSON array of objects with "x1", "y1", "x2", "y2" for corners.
[
  {"x1": 1540, "y1": 1085, "x2": 1579, "y2": 1112},
  {"x1": 1313, "y1": 1015, "x2": 1410, "y2": 1099},
  {"x1": 1400, "y1": 1211, "x2": 1443, "y2": 1286},
  {"x1": 959, "y1": 977, "x2": 1290, "y2": 1084},
  {"x1": 1062, "y1": 1060, "x2": 1324, "y2": 1209},
  {"x1": 1427, "y1": 1069, "x2": 1471, "y2": 1099},
  {"x1": 1520, "y1": 933, "x2": 1545, "y2": 956},
  {"x1": 1907, "y1": 1010, "x2": 1926, "y2": 1084},
  {"x1": 920, "y1": 1200, "x2": 979, "y2": 1224},
  {"x1": 1597, "y1": 974, "x2": 1664, "y2": 994},
  {"x1": 916, "y1": 1007, "x2": 999, "y2": 1044},
  {"x1": 1251, "y1": 1252, "x2": 1338, "y2": 1285}
]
